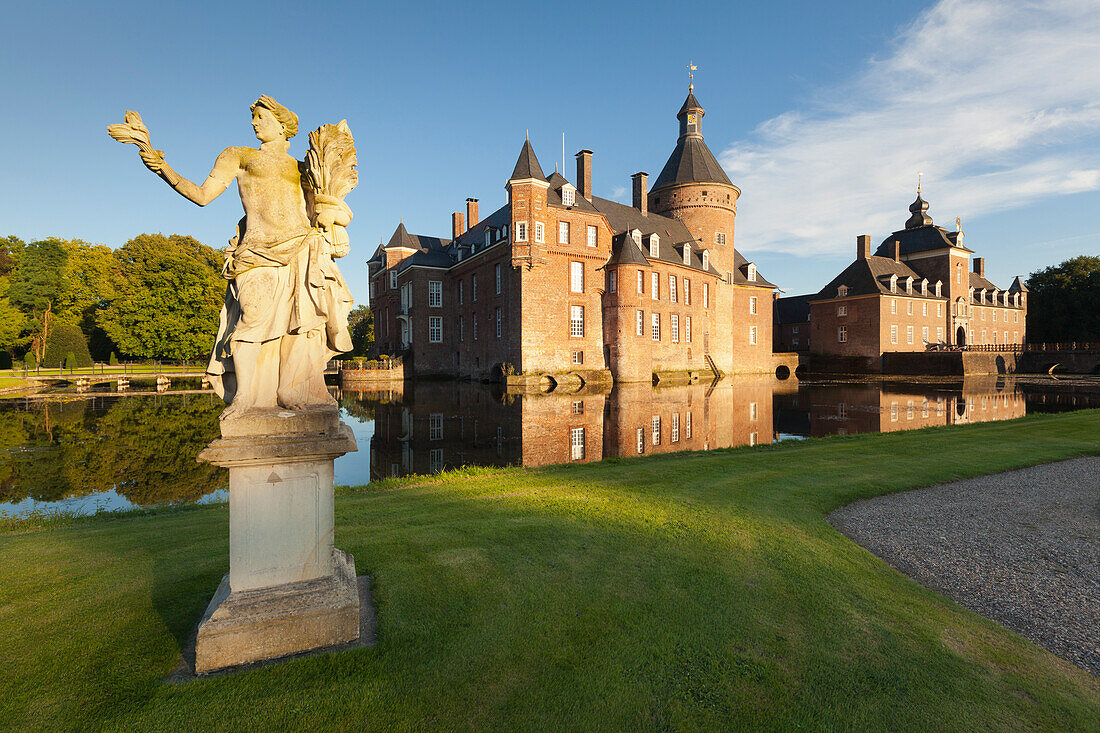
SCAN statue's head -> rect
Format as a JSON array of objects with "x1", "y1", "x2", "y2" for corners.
[{"x1": 250, "y1": 95, "x2": 298, "y2": 142}]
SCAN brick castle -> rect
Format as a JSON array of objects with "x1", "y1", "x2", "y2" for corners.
[{"x1": 367, "y1": 87, "x2": 776, "y2": 382}]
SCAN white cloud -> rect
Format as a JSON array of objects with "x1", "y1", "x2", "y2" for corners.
[{"x1": 722, "y1": 0, "x2": 1100, "y2": 257}]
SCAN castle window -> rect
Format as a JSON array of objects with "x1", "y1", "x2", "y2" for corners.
[
  {"x1": 459, "y1": 316, "x2": 464, "y2": 342},
  {"x1": 534, "y1": 222, "x2": 545, "y2": 243},
  {"x1": 651, "y1": 312, "x2": 660, "y2": 341},
  {"x1": 495, "y1": 264, "x2": 502, "y2": 294},
  {"x1": 389, "y1": 270, "x2": 397, "y2": 289},
  {"x1": 937, "y1": 326, "x2": 944, "y2": 343},
  {"x1": 652, "y1": 415, "x2": 661, "y2": 445},
  {"x1": 935, "y1": 281, "x2": 942, "y2": 297},
  {"x1": 572, "y1": 350, "x2": 583, "y2": 365},
  {"x1": 685, "y1": 411, "x2": 692, "y2": 438},
  {"x1": 429, "y1": 280, "x2": 442, "y2": 307},
  {"x1": 837, "y1": 305, "x2": 846, "y2": 317},
  {"x1": 921, "y1": 280, "x2": 928, "y2": 295},
  {"x1": 671, "y1": 314, "x2": 679, "y2": 343},
  {"x1": 570, "y1": 305, "x2": 584, "y2": 337},
  {"x1": 669, "y1": 275, "x2": 677, "y2": 303},
  {"x1": 937, "y1": 303, "x2": 942, "y2": 317},
  {"x1": 715, "y1": 232, "x2": 726, "y2": 245},
  {"x1": 572, "y1": 400, "x2": 584, "y2": 414},
  {"x1": 561, "y1": 187, "x2": 575, "y2": 206},
  {"x1": 672, "y1": 413, "x2": 680, "y2": 442},
  {"x1": 472, "y1": 274, "x2": 478, "y2": 301},
  {"x1": 429, "y1": 316, "x2": 442, "y2": 343},
  {"x1": 571, "y1": 427, "x2": 585, "y2": 461},
  {"x1": 651, "y1": 272, "x2": 660, "y2": 300},
  {"x1": 685, "y1": 316, "x2": 691, "y2": 342},
  {"x1": 632, "y1": 229, "x2": 643, "y2": 246},
  {"x1": 648, "y1": 234, "x2": 660, "y2": 258},
  {"x1": 907, "y1": 301, "x2": 913, "y2": 316},
  {"x1": 891, "y1": 299, "x2": 896, "y2": 314},
  {"x1": 905, "y1": 277, "x2": 913, "y2": 294},
  {"x1": 495, "y1": 308, "x2": 502, "y2": 338},
  {"x1": 747, "y1": 263, "x2": 756, "y2": 281},
  {"x1": 907, "y1": 325, "x2": 914, "y2": 344},
  {"x1": 473, "y1": 313, "x2": 478, "y2": 340},
  {"x1": 890, "y1": 325, "x2": 898, "y2": 344},
  {"x1": 922, "y1": 326, "x2": 929, "y2": 343},
  {"x1": 750, "y1": 296, "x2": 758, "y2": 315},
  {"x1": 559, "y1": 221, "x2": 570, "y2": 244},
  {"x1": 430, "y1": 414, "x2": 443, "y2": 441},
  {"x1": 587, "y1": 225, "x2": 598, "y2": 247},
  {"x1": 637, "y1": 270, "x2": 644, "y2": 294},
  {"x1": 515, "y1": 221, "x2": 527, "y2": 241},
  {"x1": 683, "y1": 246, "x2": 691, "y2": 265},
  {"x1": 922, "y1": 302, "x2": 927, "y2": 316},
  {"x1": 838, "y1": 285, "x2": 848, "y2": 297},
  {"x1": 609, "y1": 271, "x2": 617, "y2": 293},
  {"x1": 703, "y1": 283, "x2": 709, "y2": 308},
  {"x1": 890, "y1": 275, "x2": 897, "y2": 293},
  {"x1": 750, "y1": 325, "x2": 758, "y2": 345},
  {"x1": 684, "y1": 279, "x2": 691, "y2": 305},
  {"x1": 459, "y1": 280, "x2": 464, "y2": 305},
  {"x1": 636, "y1": 309, "x2": 644, "y2": 336},
  {"x1": 571, "y1": 261, "x2": 584, "y2": 293},
  {"x1": 701, "y1": 250, "x2": 709, "y2": 270},
  {"x1": 956, "y1": 263, "x2": 962, "y2": 284},
  {"x1": 370, "y1": 281, "x2": 376, "y2": 298},
  {"x1": 485, "y1": 230, "x2": 491, "y2": 247},
  {"x1": 637, "y1": 428, "x2": 645, "y2": 454}
]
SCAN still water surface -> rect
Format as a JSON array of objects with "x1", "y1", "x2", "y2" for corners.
[{"x1": 1, "y1": 375, "x2": 1094, "y2": 518}]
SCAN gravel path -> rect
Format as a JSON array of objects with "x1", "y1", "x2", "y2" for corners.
[{"x1": 828, "y1": 457, "x2": 1100, "y2": 676}]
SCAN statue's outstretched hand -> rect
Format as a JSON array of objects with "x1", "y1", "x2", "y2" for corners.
[{"x1": 139, "y1": 149, "x2": 167, "y2": 173}]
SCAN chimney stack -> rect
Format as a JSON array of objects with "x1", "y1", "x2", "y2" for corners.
[
  {"x1": 631, "y1": 172, "x2": 648, "y2": 216},
  {"x1": 466, "y1": 198, "x2": 479, "y2": 230},
  {"x1": 452, "y1": 212, "x2": 465, "y2": 240},
  {"x1": 576, "y1": 149, "x2": 593, "y2": 200},
  {"x1": 857, "y1": 234, "x2": 871, "y2": 260},
  {"x1": 973, "y1": 257, "x2": 985, "y2": 277},
  {"x1": 893, "y1": 240, "x2": 901, "y2": 263}
]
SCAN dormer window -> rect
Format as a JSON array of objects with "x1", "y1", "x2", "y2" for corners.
[
  {"x1": 935, "y1": 281, "x2": 942, "y2": 297},
  {"x1": 485, "y1": 230, "x2": 490, "y2": 247},
  {"x1": 648, "y1": 234, "x2": 660, "y2": 258},
  {"x1": 980, "y1": 289, "x2": 986, "y2": 304},
  {"x1": 838, "y1": 285, "x2": 848, "y2": 298},
  {"x1": 905, "y1": 277, "x2": 913, "y2": 294},
  {"x1": 1014, "y1": 293, "x2": 1020, "y2": 307},
  {"x1": 631, "y1": 229, "x2": 642, "y2": 247},
  {"x1": 889, "y1": 274, "x2": 898, "y2": 293},
  {"x1": 682, "y1": 245, "x2": 691, "y2": 265},
  {"x1": 920, "y1": 279, "x2": 928, "y2": 295},
  {"x1": 561, "y1": 186, "x2": 575, "y2": 207},
  {"x1": 747, "y1": 263, "x2": 756, "y2": 281},
  {"x1": 701, "y1": 250, "x2": 709, "y2": 271}
]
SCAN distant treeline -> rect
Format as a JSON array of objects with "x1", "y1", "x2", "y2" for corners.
[
  {"x1": 0, "y1": 232, "x2": 375, "y2": 368},
  {"x1": 0, "y1": 233, "x2": 224, "y2": 367},
  {"x1": 1026, "y1": 256, "x2": 1100, "y2": 344}
]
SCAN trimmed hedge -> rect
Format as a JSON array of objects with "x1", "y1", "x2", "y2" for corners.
[{"x1": 43, "y1": 322, "x2": 93, "y2": 368}]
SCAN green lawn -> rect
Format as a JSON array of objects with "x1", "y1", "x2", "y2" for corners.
[{"x1": 1, "y1": 411, "x2": 1097, "y2": 731}]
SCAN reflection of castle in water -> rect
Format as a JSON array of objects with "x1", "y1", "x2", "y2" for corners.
[
  {"x1": 774, "y1": 376, "x2": 1028, "y2": 438},
  {"x1": 345, "y1": 375, "x2": 1064, "y2": 480},
  {"x1": 356, "y1": 377, "x2": 784, "y2": 479}
]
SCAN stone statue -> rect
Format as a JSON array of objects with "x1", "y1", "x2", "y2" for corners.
[{"x1": 109, "y1": 96, "x2": 356, "y2": 419}]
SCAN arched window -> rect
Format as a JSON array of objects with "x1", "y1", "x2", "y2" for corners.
[
  {"x1": 747, "y1": 263, "x2": 757, "y2": 281},
  {"x1": 648, "y1": 234, "x2": 660, "y2": 258},
  {"x1": 701, "y1": 250, "x2": 709, "y2": 271},
  {"x1": 889, "y1": 274, "x2": 898, "y2": 293}
]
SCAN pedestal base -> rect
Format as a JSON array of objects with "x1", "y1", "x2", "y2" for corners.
[{"x1": 195, "y1": 549, "x2": 360, "y2": 674}]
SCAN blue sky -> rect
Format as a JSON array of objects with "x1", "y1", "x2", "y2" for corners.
[{"x1": 1, "y1": 0, "x2": 1096, "y2": 305}]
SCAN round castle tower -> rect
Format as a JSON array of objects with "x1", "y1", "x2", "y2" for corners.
[{"x1": 648, "y1": 87, "x2": 740, "y2": 278}]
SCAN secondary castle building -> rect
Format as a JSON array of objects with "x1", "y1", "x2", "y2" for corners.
[
  {"x1": 790, "y1": 193, "x2": 1027, "y2": 371},
  {"x1": 368, "y1": 88, "x2": 776, "y2": 381}
]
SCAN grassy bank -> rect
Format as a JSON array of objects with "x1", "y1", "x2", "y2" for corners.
[{"x1": 1, "y1": 411, "x2": 1097, "y2": 731}]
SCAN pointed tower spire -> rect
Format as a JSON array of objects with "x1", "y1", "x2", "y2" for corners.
[{"x1": 509, "y1": 138, "x2": 546, "y2": 182}]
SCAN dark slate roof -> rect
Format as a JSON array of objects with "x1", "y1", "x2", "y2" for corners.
[
  {"x1": 774, "y1": 295, "x2": 811, "y2": 325},
  {"x1": 590, "y1": 196, "x2": 715, "y2": 274},
  {"x1": 366, "y1": 243, "x2": 384, "y2": 266},
  {"x1": 605, "y1": 232, "x2": 651, "y2": 267},
  {"x1": 385, "y1": 222, "x2": 420, "y2": 250},
  {"x1": 651, "y1": 135, "x2": 733, "y2": 191},
  {"x1": 509, "y1": 138, "x2": 545, "y2": 181},
  {"x1": 813, "y1": 255, "x2": 941, "y2": 300},
  {"x1": 1008, "y1": 275, "x2": 1028, "y2": 293},
  {"x1": 450, "y1": 203, "x2": 510, "y2": 249},
  {"x1": 732, "y1": 250, "x2": 776, "y2": 288},
  {"x1": 389, "y1": 227, "x2": 453, "y2": 272},
  {"x1": 545, "y1": 172, "x2": 599, "y2": 212},
  {"x1": 678, "y1": 90, "x2": 702, "y2": 117},
  {"x1": 969, "y1": 271, "x2": 999, "y2": 291},
  {"x1": 874, "y1": 224, "x2": 971, "y2": 257}
]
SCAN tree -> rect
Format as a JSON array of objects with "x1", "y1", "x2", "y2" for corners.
[
  {"x1": 98, "y1": 233, "x2": 225, "y2": 360},
  {"x1": 56, "y1": 240, "x2": 123, "y2": 361},
  {"x1": 348, "y1": 304, "x2": 374, "y2": 355},
  {"x1": 43, "y1": 322, "x2": 92, "y2": 368},
  {"x1": 1026, "y1": 256, "x2": 1100, "y2": 342},
  {"x1": 9, "y1": 238, "x2": 69, "y2": 364},
  {"x1": 0, "y1": 276, "x2": 26, "y2": 359}
]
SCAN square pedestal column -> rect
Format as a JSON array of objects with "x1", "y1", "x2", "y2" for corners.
[{"x1": 195, "y1": 407, "x2": 359, "y2": 674}]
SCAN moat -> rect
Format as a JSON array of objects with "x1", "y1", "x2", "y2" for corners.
[{"x1": 1, "y1": 375, "x2": 1096, "y2": 518}]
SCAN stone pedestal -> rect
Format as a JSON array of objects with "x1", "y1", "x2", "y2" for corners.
[{"x1": 195, "y1": 406, "x2": 359, "y2": 674}]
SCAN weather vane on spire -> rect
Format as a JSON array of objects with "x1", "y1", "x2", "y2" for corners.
[
  {"x1": 917, "y1": 171, "x2": 923, "y2": 195},
  {"x1": 687, "y1": 61, "x2": 697, "y2": 90}
]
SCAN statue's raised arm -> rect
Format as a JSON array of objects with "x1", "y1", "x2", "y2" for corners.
[{"x1": 108, "y1": 111, "x2": 237, "y2": 206}]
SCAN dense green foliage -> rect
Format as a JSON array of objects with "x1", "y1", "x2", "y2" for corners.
[
  {"x1": 0, "y1": 412, "x2": 1097, "y2": 730},
  {"x1": 0, "y1": 233, "x2": 225, "y2": 362},
  {"x1": 98, "y1": 234, "x2": 225, "y2": 360},
  {"x1": 1026, "y1": 255, "x2": 1100, "y2": 342},
  {"x1": 348, "y1": 304, "x2": 375, "y2": 355},
  {"x1": 42, "y1": 322, "x2": 92, "y2": 368}
]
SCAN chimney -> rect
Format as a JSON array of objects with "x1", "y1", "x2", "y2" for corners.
[
  {"x1": 857, "y1": 234, "x2": 871, "y2": 260},
  {"x1": 466, "y1": 198, "x2": 479, "y2": 230},
  {"x1": 893, "y1": 240, "x2": 901, "y2": 263},
  {"x1": 631, "y1": 172, "x2": 648, "y2": 216},
  {"x1": 452, "y1": 212, "x2": 465, "y2": 240},
  {"x1": 973, "y1": 257, "x2": 985, "y2": 277},
  {"x1": 576, "y1": 149, "x2": 593, "y2": 200}
]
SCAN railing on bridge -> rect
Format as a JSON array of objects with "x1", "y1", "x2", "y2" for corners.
[
  {"x1": 338, "y1": 356, "x2": 403, "y2": 371},
  {"x1": 925, "y1": 342, "x2": 1098, "y2": 354}
]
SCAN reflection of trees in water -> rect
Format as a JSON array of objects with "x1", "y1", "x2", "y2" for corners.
[
  {"x1": 337, "y1": 392, "x2": 377, "y2": 423},
  {"x1": 0, "y1": 396, "x2": 226, "y2": 506}
]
